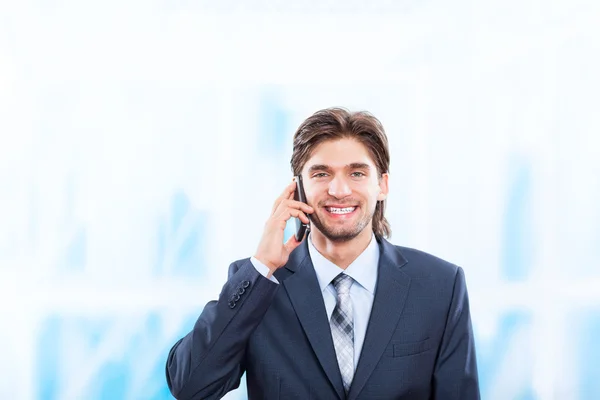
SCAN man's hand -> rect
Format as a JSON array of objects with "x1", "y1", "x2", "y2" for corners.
[{"x1": 254, "y1": 179, "x2": 314, "y2": 277}]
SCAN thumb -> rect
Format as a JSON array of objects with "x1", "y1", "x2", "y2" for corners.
[{"x1": 284, "y1": 234, "x2": 303, "y2": 254}]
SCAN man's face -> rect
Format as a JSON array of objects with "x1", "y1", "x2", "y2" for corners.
[{"x1": 301, "y1": 138, "x2": 388, "y2": 242}]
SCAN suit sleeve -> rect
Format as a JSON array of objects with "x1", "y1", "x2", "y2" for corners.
[
  {"x1": 165, "y1": 259, "x2": 279, "y2": 400},
  {"x1": 432, "y1": 266, "x2": 481, "y2": 399}
]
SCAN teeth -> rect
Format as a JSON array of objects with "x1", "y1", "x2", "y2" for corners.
[{"x1": 328, "y1": 207, "x2": 356, "y2": 214}]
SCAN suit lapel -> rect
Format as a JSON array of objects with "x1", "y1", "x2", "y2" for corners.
[
  {"x1": 275, "y1": 240, "x2": 346, "y2": 400},
  {"x1": 347, "y1": 238, "x2": 411, "y2": 400}
]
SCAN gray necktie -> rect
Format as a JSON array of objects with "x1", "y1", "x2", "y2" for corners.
[{"x1": 330, "y1": 273, "x2": 354, "y2": 393}]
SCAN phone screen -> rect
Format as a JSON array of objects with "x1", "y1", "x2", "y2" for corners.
[{"x1": 293, "y1": 175, "x2": 310, "y2": 241}]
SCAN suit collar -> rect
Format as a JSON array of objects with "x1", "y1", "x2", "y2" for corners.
[
  {"x1": 347, "y1": 237, "x2": 411, "y2": 400},
  {"x1": 275, "y1": 236, "x2": 411, "y2": 400},
  {"x1": 276, "y1": 241, "x2": 346, "y2": 399},
  {"x1": 281, "y1": 236, "x2": 310, "y2": 273}
]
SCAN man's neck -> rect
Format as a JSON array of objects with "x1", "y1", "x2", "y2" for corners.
[{"x1": 309, "y1": 227, "x2": 374, "y2": 270}]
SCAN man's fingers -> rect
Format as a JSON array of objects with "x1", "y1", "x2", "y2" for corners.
[
  {"x1": 284, "y1": 234, "x2": 303, "y2": 253},
  {"x1": 294, "y1": 209, "x2": 311, "y2": 225},
  {"x1": 272, "y1": 180, "x2": 297, "y2": 214},
  {"x1": 281, "y1": 180, "x2": 297, "y2": 200},
  {"x1": 273, "y1": 198, "x2": 313, "y2": 218},
  {"x1": 274, "y1": 208, "x2": 309, "y2": 225},
  {"x1": 274, "y1": 205, "x2": 311, "y2": 224},
  {"x1": 282, "y1": 199, "x2": 314, "y2": 214}
]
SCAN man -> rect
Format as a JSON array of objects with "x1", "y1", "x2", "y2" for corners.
[{"x1": 166, "y1": 108, "x2": 480, "y2": 399}]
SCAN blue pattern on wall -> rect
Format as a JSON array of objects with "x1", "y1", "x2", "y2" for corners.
[
  {"x1": 258, "y1": 90, "x2": 290, "y2": 160},
  {"x1": 502, "y1": 156, "x2": 533, "y2": 281},
  {"x1": 36, "y1": 313, "x2": 199, "y2": 399},
  {"x1": 578, "y1": 311, "x2": 600, "y2": 398},
  {"x1": 155, "y1": 190, "x2": 207, "y2": 277}
]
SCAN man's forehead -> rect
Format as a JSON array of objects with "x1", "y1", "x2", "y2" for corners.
[{"x1": 304, "y1": 138, "x2": 375, "y2": 166}]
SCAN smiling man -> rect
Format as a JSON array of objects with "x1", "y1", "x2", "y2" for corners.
[{"x1": 166, "y1": 108, "x2": 480, "y2": 400}]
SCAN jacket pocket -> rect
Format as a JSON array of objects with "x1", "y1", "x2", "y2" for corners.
[{"x1": 392, "y1": 338, "x2": 433, "y2": 357}]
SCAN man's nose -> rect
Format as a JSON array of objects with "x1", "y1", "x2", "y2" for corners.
[{"x1": 328, "y1": 176, "x2": 352, "y2": 199}]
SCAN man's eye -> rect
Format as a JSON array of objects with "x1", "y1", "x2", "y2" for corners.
[
  {"x1": 313, "y1": 173, "x2": 328, "y2": 178},
  {"x1": 351, "y1": 172, "x2": 365, "y2": 177}
]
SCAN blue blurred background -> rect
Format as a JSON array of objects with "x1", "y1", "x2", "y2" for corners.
[{"x1": 1, "y1": 1, "x2": 599, "y2": 399}]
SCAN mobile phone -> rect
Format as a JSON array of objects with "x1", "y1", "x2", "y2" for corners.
[{"x1": 293, "y1": 175, "x2": 310, "y2": 241}]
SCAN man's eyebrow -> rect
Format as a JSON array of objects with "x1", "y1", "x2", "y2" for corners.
[
  {"x1": 308, "y1": 164, "x2": 332, "y2": 173},
  {"x1": 348, "y1": 163, "x2": 371, "y2": 170},
  {"x1": 307, "y1": 163, "x2": 371, "y2": 173}
]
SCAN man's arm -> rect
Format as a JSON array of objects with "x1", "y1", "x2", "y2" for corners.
[
  {"x1": 165, "y1": 179, "x2": 312, "y2": 399},
  {"x1": 165, "y1": 259, "x2": 279, "y2": 400},
  {"x1": 432, "y1": 266, "x2": 480, "y2": 399}
]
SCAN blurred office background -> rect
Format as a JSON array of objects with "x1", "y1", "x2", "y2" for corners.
[{"x1": 1, "y1": 0, "x2": 599, "y2": 399}]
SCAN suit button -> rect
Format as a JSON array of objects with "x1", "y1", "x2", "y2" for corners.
[
  {"x1": 228, "y1": 300, "x2": 235, "y2": 309},
  {"x1": 232, "y1": 294, "x2": 240, "y2": 302},
  {"x1": 242, "y1": 280, "x2": 250, "y2": 288},
  {"x1": 237, "y1": 287, "x2": 245, "y2": 295}
]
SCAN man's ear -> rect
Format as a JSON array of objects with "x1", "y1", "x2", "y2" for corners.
[{"x1": 377, "y1": 173, "x2": 389, "y2": 201}]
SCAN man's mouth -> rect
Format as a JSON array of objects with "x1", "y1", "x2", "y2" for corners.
[{"x1": 324, "y1": 206, "x2": 357, "y2": 215}]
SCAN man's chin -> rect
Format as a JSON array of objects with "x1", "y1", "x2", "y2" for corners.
[
  {"x1": 310, "y1": 213, "x2": 371, "y2": 242},
  {"x1": 317, "y1": 226, "x2": 363, "y2": 242}
]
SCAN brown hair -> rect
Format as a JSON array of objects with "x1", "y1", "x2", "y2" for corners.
[{"x1": 290, "y1": 107, "x2": 391, "y2": 239}]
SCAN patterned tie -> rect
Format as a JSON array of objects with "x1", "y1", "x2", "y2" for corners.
[{"x1": 330, "y1": 273, "x2": 354, "y2": 393}]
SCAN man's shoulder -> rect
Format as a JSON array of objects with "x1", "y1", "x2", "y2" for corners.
[{"x1": 386, "y1": 242, "x2": 460, "y2": 280}]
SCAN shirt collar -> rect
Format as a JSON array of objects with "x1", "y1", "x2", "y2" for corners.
[{"x1": 307, "y1": 233, "x2": 379, "y2": 295}]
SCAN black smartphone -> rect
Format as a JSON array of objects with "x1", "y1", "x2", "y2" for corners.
[{"x1": 293, "y1": 175, "x2": 310, "y2": 241}]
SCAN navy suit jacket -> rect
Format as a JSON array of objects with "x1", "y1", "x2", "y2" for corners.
[{"x1": 166, "y1": 237, "x2": 480, "y2": 399}]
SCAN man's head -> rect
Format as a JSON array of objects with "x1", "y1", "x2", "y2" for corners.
[{"x1": 290, "y1": 107, "x2": 391, "y2": 241}]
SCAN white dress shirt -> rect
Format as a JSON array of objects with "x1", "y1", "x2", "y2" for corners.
[{"x1": 251, "y1": 234, "x2": 379, "y2": 371}]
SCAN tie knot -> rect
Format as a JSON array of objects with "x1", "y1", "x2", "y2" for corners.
[{"x1": 332, "y1": 273, "x2": 353, "y2": 294}]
